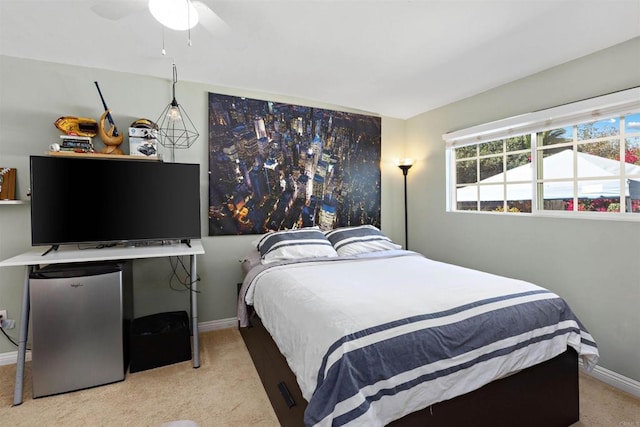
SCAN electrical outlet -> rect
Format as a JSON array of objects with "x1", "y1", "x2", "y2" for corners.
[
  {"x1": 2, "y1": 319, "x2": 15, "y2": 329},
  {"x1": 0, "y1": 310, "x2": 15, "y2": 329}
]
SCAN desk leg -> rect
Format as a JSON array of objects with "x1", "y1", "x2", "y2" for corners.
[
  {"x1": 190, "y1": 254, "x2": 200, "y2": 368},
  {"x1": 13, "y1": 265, "x2": 33, "y2": 406}
]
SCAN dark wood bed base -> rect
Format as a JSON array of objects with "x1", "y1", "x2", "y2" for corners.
[{"x1": 240, "y1": 315, "x2": 579, "y2": 427}]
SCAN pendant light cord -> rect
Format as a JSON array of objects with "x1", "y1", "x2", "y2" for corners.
[
  {"x1": 187, "y1": 0, "x2": 192, "y2": 46},
  {"x1": 172, "y1": 63, "x2": 178, "y2": 102}
]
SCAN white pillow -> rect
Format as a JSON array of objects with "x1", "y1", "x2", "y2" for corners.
[
  {"x1": 325, "y1": 225, "x2": 401, "y2": 256},
  {"x1": 257, "y1": 227, "x2": 338, "y2": 264}
]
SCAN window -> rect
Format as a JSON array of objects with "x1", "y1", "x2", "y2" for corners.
[{"x1": 444, "y1": 88, "x2": 640, "y2": 218}]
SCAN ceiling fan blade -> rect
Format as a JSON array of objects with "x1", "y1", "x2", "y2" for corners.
[
  {"x1": 90, "y1": 0, "x2": 147, "y2": 21},
  {"x1": 192, "y1": 1, "x2": 231, "y2": 36}
]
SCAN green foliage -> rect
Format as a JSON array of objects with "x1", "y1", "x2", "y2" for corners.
[{"x1": 455, "y1": 134, "x2": 532, "y2": 184}]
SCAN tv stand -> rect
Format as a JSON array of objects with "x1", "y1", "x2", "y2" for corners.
[
  {"x1": 181, "y1": 239, "x2": 192, "y2": 248},
  {"x1": 41, "y1": 245, "x2": 59, "y2": 256},
  {"x1": 0, "y1": 240, "x2": 205, "y2": 406}
]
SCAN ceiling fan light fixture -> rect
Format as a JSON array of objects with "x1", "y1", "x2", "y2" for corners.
[{"x1": 149, "y1": 0, "x2": 199, "y2": 31}]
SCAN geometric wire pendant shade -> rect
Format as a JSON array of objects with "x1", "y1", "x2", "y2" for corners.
[{"x1": 155, "y1": 63, "x2": 199, "y2": 161}]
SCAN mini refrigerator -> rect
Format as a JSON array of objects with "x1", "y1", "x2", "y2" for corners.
[{"x1": 29, "y1": 261, "x2": 133, "y2": 398}]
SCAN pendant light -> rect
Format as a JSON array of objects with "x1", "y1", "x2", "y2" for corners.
[{"x1": 155, "y1": 63, "x2": 199, "y2": 162}]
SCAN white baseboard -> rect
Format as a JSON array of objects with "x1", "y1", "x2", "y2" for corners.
[
  {"x1": 197, "y1": 317, "x2": 238, "y2": 332},
  {"x1": 0, "y1": 350, "x2": 31, "y2": 366},
  {"x1": 580, "y1": 362, "x2": 640, "y2": 398},
  {"x1": 3, "y1": 323, "x2": 638, "y2": 400},
  {"x1": 0, "y1": 317, "x2": 239, "y2": 367}
]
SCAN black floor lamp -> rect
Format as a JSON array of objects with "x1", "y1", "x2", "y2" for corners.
[{"x1": 398, "y1": 161, "x2": 413, "y2": 250}]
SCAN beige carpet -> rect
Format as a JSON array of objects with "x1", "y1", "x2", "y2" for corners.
[
  {"x1": 0, "y1": 328, "x2": 638, "y2": 426},
  {"x1": 0, "y1": 328, "x2": 278, "y2": 426}
]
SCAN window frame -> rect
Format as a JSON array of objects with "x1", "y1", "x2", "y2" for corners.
[{"x1": 444, "y1": 87, "x2": 640, "y2": 221}]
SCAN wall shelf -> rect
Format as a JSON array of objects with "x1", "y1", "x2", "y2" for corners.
[
  {"x1": 0, "y1": 200, "x2": 28, "y2": 205},
  {"x1": 47, "y1": 151, "x2": 161, "y2": 161}
]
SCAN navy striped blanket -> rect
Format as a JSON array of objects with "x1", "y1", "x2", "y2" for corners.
[{"x1": 240, "y1": 251, "x2": 598, "y2": 426}]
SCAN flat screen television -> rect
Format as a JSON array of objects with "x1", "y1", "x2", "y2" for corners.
[{"x1": 30, "y1": 155, "x2": 201, "y2": 251}]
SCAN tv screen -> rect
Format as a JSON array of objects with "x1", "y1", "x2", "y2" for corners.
[{"x1": 30, "y1": 156, "x2": 201, "y2": 247}]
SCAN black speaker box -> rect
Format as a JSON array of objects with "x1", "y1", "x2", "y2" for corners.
[{"x1": 129, "y1": 311, "x2": 191, "y2": 373}]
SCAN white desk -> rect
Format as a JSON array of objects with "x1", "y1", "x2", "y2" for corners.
[{"x1": 0, "y1": 240, "x2": 205, "y2": 406}]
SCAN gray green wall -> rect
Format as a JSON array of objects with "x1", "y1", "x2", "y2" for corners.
[
  {"x1": 0, "y1": 55, "x2": 406, "y2": 356},
  {"x1": 1, "y1": 37, "x2": 638, "y2": 384},
  {"x1": 404, "y1": 37, "x2": 640, "y2": 382}
]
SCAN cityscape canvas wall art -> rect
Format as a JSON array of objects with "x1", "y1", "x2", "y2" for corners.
[{"x1": 208, "y1": 93, "x2": 381, "y2": 235}]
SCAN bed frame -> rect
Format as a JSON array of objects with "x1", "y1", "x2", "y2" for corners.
[{"x1": 240, "y1": 314, "x2": 579, "y2": 427}]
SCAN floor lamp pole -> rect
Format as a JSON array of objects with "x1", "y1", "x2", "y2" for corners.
[{"x1": 398, "y1": 164, "x2": 412, "y2": 250}]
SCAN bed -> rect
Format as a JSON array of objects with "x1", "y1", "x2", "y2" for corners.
[{"x1": 237, "y1": 226, "x2": 599, "y2": 426}]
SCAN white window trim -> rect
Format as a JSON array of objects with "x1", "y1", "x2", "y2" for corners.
[
  {"x1": 443, "y1": 87, "x2": 640, "y2": 220},
  {"x1": 443, "y1": 87, "x2": 640, "y2": 147}
]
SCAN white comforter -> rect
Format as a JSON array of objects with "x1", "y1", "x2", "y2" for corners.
[{"x1": 240, "y1": 251, "x2": 598, "y2": 426}]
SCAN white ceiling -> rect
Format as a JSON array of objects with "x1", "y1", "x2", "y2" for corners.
[{"x1": 1, "y1": 0, "x2": 639, "y2": 119}]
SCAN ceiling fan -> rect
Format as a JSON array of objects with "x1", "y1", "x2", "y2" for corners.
[{"x1": 90, "y1": 0, "x2": 229, "y2": 36}]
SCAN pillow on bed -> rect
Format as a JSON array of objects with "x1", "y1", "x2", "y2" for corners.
[
  {"x1": 257, "y1": 227, "x2": 338, "y2": 264},
  {"x1": 325, "y1": 225, "x2": 401, "y2": 256}
]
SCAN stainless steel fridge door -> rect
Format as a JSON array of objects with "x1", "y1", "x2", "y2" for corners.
[{"x1": 30, "y1": 267, "x2": 124, "y2": 397}]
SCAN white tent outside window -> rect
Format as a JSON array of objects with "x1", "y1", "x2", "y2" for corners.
[{"x1": 456, "y1": 149, "x2": 640, "y2": 202}]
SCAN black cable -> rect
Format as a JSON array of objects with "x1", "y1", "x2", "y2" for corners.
[
  {"x1": 168, "y1": 256, "x2": 189, "y2": 291},
  {"x1": 0, "y1": 326, "x2": 30, "y2": 350},
  {"x1": 77, "y1": 242, "x2": 118, "y2": 251},
  {"x1": 168, "y1": 256, "x2": 200, "y2": 293},
  {"x1": 95, "y1": 242, "x2": 118, "y2": 249}
]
